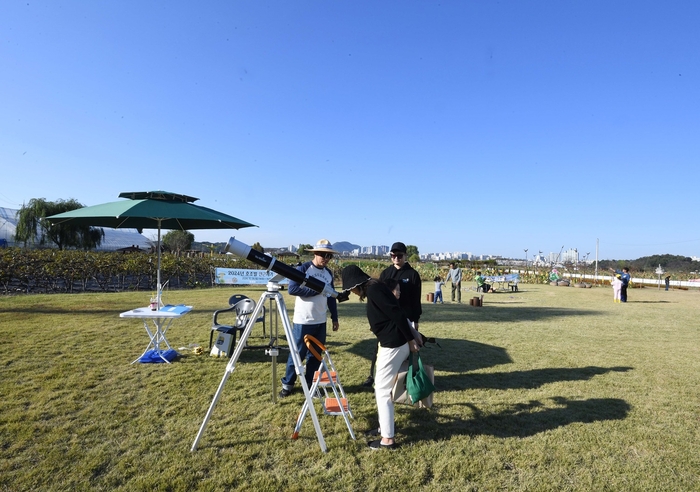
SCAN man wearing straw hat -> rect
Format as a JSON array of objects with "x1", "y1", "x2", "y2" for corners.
[{"x1": 279, "y1": 239, "x2": 340, "y2": 398}]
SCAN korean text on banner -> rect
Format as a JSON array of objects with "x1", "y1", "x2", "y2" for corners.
[{"x1": 215, "y1": 268, "x2": 289, "y2": 285}]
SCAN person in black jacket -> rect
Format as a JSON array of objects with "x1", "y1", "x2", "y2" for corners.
[
  {"x1": 341, "y1": 265, "x2": 419, "y2": 450},
  {"x1": 363, "y1": 241, "x2": 422, "y2": 387},
  {"x1": 380, "y1": 242, "x2": 423, "y2": 326}
]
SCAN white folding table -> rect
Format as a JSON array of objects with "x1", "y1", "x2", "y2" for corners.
[{"x1": 120, "y1": 304, "x2": 192, "y2": 364}]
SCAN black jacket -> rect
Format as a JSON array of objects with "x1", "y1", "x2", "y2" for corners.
[
  {"x1": 366, "y1": 281, "x2": 414, "y2": 348},
  {"x1": 379, "y1": 262, "x2": 422, "y2": 323}
]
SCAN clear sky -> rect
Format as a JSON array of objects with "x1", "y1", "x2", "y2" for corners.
[{"x1": 2, "y1": 1, "x2": 698, "y2": 260}]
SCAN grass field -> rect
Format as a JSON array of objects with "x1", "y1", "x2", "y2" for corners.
[{"x1": 1, "y1": 283, "x2": 699, "y2": 491}]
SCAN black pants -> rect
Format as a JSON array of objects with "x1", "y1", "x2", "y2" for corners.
[
  {"x1": 451, "y1": 282, "x2": 461, "y2": 302},
  {"x1": 621, "y1": 284, "x2": 628, "y2": 302}
]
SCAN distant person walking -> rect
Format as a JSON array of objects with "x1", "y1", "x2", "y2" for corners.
[
  {"x1": 665, "y1": 275, "x2": 670, "y2": 291},
  {"x1": 433, "y1": 276, "x2": 445, "y2": 304},
  {"x1": 445, "y1": 262, "x2": 462, "y2": 303},
  {"x1": 610, "y1": 267, "x2": 631, "y2": 302}
]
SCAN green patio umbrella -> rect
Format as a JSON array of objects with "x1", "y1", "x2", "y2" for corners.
[{"x1": 47, "y1": 191, "x2": 256, "y2": 305}]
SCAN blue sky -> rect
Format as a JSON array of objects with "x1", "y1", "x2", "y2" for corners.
[{"x1": 2, "y1": 1, "x2": 698, "y2": 260}]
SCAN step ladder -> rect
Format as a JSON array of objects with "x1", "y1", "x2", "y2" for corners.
[{"x1": 292, "y1": 334, "x2": 355, "y2": 441}]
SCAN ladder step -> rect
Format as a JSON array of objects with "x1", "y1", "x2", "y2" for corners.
[
  {"x1": 323, "y1": 398, "x2": 350, "y2": 415},
  {"x1": 313, "y1": 371, "x2": 338, "y2": 385}
]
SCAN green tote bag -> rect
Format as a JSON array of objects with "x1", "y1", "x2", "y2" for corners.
[{"x1": 406, "y1": 352, "x2": 436, "y2": 404}]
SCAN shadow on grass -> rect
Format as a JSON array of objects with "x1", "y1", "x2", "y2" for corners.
[
  {"x1": 0, "y1": 305, "x2": 143, "y2": 315},
  {"x1": 438, "y1": 365, "x2": 633, "y2": 391},
  {"x1": 627, "y1": 300, "x2": 672, "y2": 303},
  {"x1": 401, "y1": 396, "x2": 632, "y2": 440},
  {"x1": 0, "y1": 305, "x2": 219, "y2": 316},
  {"x1": 338, "y1": 301, "x2": 604, "y2": 324},
  {"x1": 344, "y1": 337, "x2": 513, "y2": 374},
  {"x1": 3, "y1": 297, "x2": 605, "y2": 322}
]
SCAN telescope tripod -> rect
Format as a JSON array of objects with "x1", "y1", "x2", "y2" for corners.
[{"x1": 191, "y1": 282, "x2": 328, "y2": 453}]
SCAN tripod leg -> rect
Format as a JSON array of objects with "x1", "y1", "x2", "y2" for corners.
[
  {"x1": 190, "y1": 364, "x2": 233, "y2": 451},
  {"x1": 192, "y1": 290, "x2": 328, "y2": 452},
  {"x1": 191, "y1": 299, "x2": 266, "y2": 451}
]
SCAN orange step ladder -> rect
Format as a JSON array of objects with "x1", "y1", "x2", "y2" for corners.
[{"x1": 292, "y1": 334, "x2": 355, "y2": 440}]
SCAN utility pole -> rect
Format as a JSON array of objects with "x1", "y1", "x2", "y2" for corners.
[{"x1": 595, "y1": 238, "x2": 599, "y2": 282}]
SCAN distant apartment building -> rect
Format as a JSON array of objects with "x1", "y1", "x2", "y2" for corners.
[
  {"x1": 532, "y1": 253, "x2": 547, "y2": 265},
  {"x1": 562, "y1": 248, "x2": 579, "y2": 263},
  {"x1": 422, "y1": 251, "x2": 474, "y2": 261},
  {"x1": 348, "y1": 245, "x2": 389, "y2": 257}
]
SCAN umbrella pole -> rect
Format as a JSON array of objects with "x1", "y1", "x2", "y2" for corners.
[{"x1": 157, "y1": 224, "x2": 162, "y2": 307}]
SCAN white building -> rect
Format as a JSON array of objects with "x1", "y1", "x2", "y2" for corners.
[
  {"x1": 361, "y1": 245, "x2": 389, "y2": 256},
  {"x1": 562, "y1": 248, "x2": 579, "y2": 263}
]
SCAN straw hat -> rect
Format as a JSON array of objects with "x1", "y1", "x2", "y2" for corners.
[{"x1": 307, "y1": 239, "x2": 339, "y2": 254}]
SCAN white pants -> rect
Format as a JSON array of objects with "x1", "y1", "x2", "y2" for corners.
[{"x1": 375, "y1": 342, "x2": 410, "y2": 439}]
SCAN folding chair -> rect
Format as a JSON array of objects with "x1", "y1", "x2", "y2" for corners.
[{"x1": 209, "y1": 295, "x2": 266, "y2": 356}]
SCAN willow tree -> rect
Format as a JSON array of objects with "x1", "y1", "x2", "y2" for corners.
[
  {"x1": 15, "y1": 198, "x2": 104, "y2": 250},
  {"x1": 407, "y1": 244, "x2": 420, "y2": 263},
  {"x1": 297, "y1": 244, "x2": 312, "y2": 256}
]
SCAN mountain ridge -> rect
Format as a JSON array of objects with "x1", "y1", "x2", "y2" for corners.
[{"x1": 331, "y1": 241, "x2": 361, "y2": 253}]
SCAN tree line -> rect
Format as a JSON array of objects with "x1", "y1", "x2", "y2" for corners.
[{"x1": 597, "y1": 254, "x2": 699, "y2": 274}]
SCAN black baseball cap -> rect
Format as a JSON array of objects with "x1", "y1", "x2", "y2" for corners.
[{"x1": 390, "y1": 242, "x2": 407, "y2": 254}]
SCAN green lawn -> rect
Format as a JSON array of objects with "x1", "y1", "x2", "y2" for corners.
[{"x1": 1, "y1": 283, "x2": 699, "y2": 491}]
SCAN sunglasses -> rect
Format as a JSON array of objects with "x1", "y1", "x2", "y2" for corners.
[
  {"x1": 316, "y1": 252, "x2": 334, "y2": 260},
  {"x1": 390, "y1": 253, "x2": 404, "y2": 259}
]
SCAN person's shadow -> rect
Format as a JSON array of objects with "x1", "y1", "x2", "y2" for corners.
[
  {"x1": 345, "y1": 337, "x2": 513, "y2": 374},
  {"x1": 344, "y1": 334, "x2": 633, "y2": 440},
  {"x1": 344, "y1": 337, "x2": 632, "y2": 392},
  {"x1": 441, "y1": 365, "x2": 633, "y2": 391},
  {"x1": 400, "y1": 396, "x2": 631, "y2": 440}
]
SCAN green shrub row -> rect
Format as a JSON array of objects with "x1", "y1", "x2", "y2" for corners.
[
  {"x1": 1, "y1": 248, "x2": 559, "y2": 296},
  {"x1": 0, "y1": 248, "x2": 261, "y2": 295}
]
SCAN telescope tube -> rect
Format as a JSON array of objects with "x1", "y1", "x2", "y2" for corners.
[{"x1": 224, "y1": 237, "x2": 340, "y2": 298}]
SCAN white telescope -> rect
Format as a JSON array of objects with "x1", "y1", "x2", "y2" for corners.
[{"x1": 224, "y1": 237, "x2": 342, "y2": 299}]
